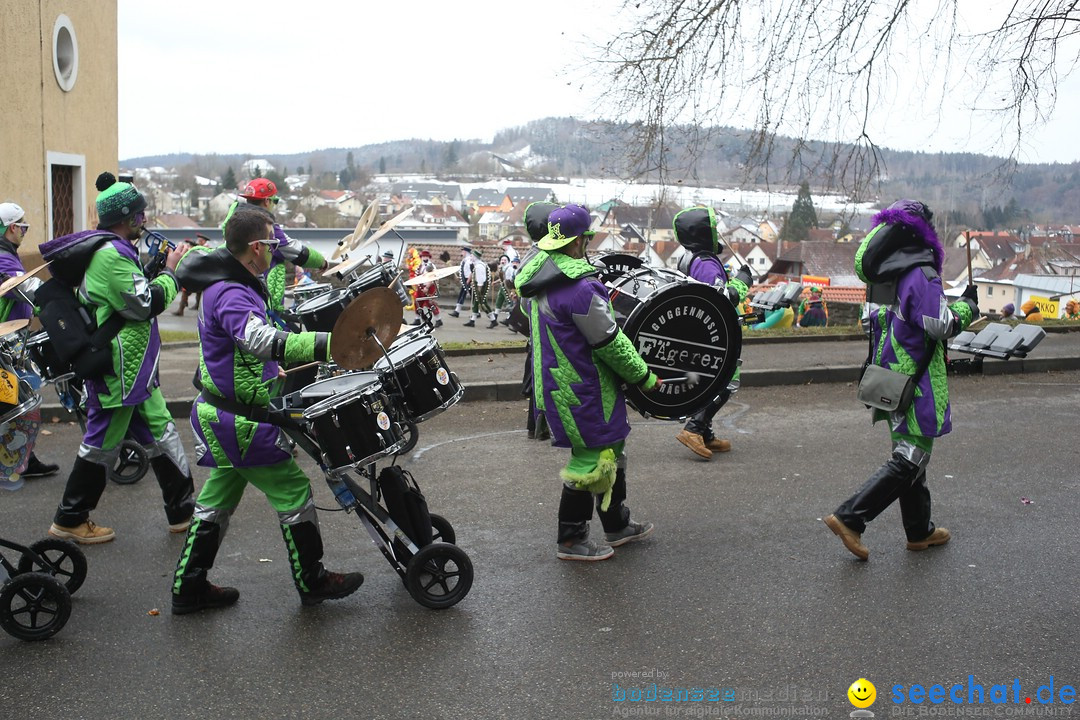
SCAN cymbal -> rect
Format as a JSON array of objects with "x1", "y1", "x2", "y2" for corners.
[
  {"x1": 354, "y1": 206, "x2": 414, "y2": 252},
  {"x1": 0, "y1": 318, "x2": 30, "y2": 337},
  {"x1": 330, "y1": 288, "x2": 404, "y2": 370},
  {"x1": 403, "y1": 266, "x2": 458, "y2": 286},
  {"x1": 347, "y1": 201, "x2": 379, "y2": 252},
  {"x1": 0, "y1": 262, "x2": 50, "y2": 298}
]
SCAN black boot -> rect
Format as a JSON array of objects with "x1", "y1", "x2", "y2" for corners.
[
  {"x1": 23, "y1": 453, "x2": 60, "y2": 479},
  {"x1": 282, "y1": 521, "x2": 364, "y2": 606},
  {"x1": 171, "y1": 517, "x2": 239, "y2": 615},
  {"x1": 557, "y1": 485, "x2": 594, "y2": 544},
  {"x1": 53, "y1": 456, "x2": 109, "y2": 528},
  {"x1": 150, "y1": 455, "x2": 196, "y2": 526},
  {"x1": 899, "y1": 468, "x2": 935, "y2": 542},
  {"x1": 596, "y1": 468, "x2": 630, "y2": 534},
  {"x1": 834, "y1": 453, "x2": 922, "y2": 534}
]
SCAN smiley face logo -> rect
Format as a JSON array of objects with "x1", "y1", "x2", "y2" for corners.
[{"x1": 848, "y1": 678, "x2": 876, "y2": 708}]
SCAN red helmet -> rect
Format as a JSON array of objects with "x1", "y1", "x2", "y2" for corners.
[{"x1": 239, "y1": 178, "x2": 277, "y2": 199}]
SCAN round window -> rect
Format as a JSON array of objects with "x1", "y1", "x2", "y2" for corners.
[{"x1": 52, "y1": 15, "x2": 79, "y2": 92}]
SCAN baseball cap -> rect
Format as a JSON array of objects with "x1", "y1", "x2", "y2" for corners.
[
  {"x1": 538, "y1": 204, "x2": 592, "y2": 251},
  {"x1": 0, "y1": 202, "x2": 25, "y2": 231},
  {"x1": 239, "y1": 178, "x2": 277, "y2": 200}
]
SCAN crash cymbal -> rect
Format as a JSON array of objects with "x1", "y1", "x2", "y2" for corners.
[
  {"x1": 347, "y1": 201, "x2": 379, "y2": 252},
  {"x1": 0, "y1": 318, "x2": 30, "y2": 337},
  {"x1": 354, "y1": 206, "x2": 414, "y2": 252},
  {"x1": 0, "y1": 262, "x2": 50, "y2": 298},
  {"x1": 403, "y1": 266, "x2": 458, "y2": 286},
  {"x1": 330, "y1": 288, "x2": 404, "y2": 370}
]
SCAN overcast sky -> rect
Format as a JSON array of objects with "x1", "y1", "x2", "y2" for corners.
[{"x1": 118, "y1": 0, "x2": 1080, "y2": 165}]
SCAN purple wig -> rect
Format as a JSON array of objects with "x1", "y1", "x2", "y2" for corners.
[{"x1": 871, "y1": 200, "x2": 943, "y2": 274}]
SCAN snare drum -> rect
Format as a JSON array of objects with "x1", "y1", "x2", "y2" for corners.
[
  {"x1": 293, "y1": 287, "x2": 354, "y2": 332},
  {"x1": 374, "y1": 335, "x2": 463, "y2": 422},
  {"x1": 301, "y1": 373, "x2": 406, "y2": 470},
  {"x1": 26, "y1": 332, "x2": 70, "y2": 382},
  {"x1": 606, "y1": 267, "x2": 741, "y2": 420},
  {"x1": 291, "y1": 282, "x2": 332, "y2": 305},
  {"x1": 349, "y1": 264, "x2": 409, "y2": 306}
]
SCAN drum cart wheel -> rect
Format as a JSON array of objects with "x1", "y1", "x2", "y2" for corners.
[
  {"x1": 429, "y1": 513, "x2": 455, "y2": 545},
  {"x1": 0, "y1": 572, "x2": 71, "y2": 641},
  {"x1": 109, "y1": 439, "x2": 148, "y2": 485},
  {"x1": 404, "y1": 542, "x2": 473, "y2": 610},
  {"x1": 16, "y1": 538, "x2": 87, "y2": 594},
  {"x1": 398, "y1": 420, "x2": 419, "y2": 455}
]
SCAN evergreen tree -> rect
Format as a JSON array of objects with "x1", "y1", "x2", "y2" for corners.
[
  {"x1": 379, "y1": 156, "x2": 386, "y2": 174},
  {"x1": 781, "y1": 181, "x2": 817, "y2": 242},
  {"x1": 222, "y1": 166, "x2": 237, "y2": 190}
]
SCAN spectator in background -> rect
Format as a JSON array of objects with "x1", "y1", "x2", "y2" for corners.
[{"x1": 174, "y1": 234, "x2": 210, "y2": 316}]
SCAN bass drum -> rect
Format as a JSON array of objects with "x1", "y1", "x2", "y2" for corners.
[
  {"x1": 606, "y1": 267, "x2": 741, "y2": 420},
  {"x1": 592, "y1": 253, "x2": 643, "y2": 284}
]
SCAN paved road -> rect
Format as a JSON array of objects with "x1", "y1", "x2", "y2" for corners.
[{"x1": 2, "y1": 372, "x2": 1078, "y2": 719}]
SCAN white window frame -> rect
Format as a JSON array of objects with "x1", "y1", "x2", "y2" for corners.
[{"x1": 46, "y1": 151, "x2": 87, "y2": 239}]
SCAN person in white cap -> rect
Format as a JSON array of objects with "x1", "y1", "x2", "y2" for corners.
[{"x1": 0, "y1": 202, "x2": 60, "y2": 479}]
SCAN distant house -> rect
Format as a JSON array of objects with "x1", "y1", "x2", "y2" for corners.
[
  {"x1": 954, "y1": 231, "x2": 1025, "y2": 271},
  {"x1": 597, "y1": 202, "x2": 680, "y2": 245},
  {"x1": 398, "y1": 203, "x2": 470, "y2": 243},
  {"x1": 498, "y1": 187, "x2": 556, "y2": 212},
  {"x1": 767, "y1": 241, "x2": 861, "y2": 286},
  {"x1": 466, "y1": 188, "x2": 506, "y2": 215},
  {"x1": 390, "y1": 182, "x2": 464, "y2": 212},
  {"x1": 727, "y1": 223, "x2": 765, "y2": 244},
  {"x1": 313, "y1": 190, "x2": 364, "y2": 217}
]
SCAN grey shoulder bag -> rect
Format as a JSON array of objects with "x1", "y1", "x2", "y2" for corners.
[{"x1": 856, "y1": 308, "x2": 936, "y2": 413}]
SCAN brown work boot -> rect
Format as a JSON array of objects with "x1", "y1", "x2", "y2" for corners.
[
  {"x1": 906, "y1": 527, "x2": 951, "y2": 551},
  {"x1": 824, "y1": 514, "x2": 869, "y2": 561},
  {"x1": 49, "y1": 520, "x2": 116, "y2": 545},
  {"x1": 705, "y1": 437, "x2": 732, "y2": 453},
  {"x1": 676, "y1": 429, "x2": 712, "y2": 459}
]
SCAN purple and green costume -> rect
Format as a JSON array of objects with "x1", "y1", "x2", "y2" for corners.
[
  {"x1": 46, "y1": 230, "x2": 194, "y2": 528},
  {"x1": 832, "y1": 200, "x2": 977, "y2": 542},
  {"x1": 516, "y1": 245, "x2": 657, "y2": 543},
  {"x1": 170, "y1": 246, "x2": 342, "y2": 601},
  {"x1": 672, "y1": 207, "x2": 751, "y2": 441}
]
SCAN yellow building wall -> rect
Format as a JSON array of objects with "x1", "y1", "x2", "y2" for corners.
[{"x1": 0, "y1": 1, "x2": 118, "y2": 258}]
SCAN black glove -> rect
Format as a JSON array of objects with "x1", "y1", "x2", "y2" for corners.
[
  {"x1": 725, "y1": 286, "x2": 741, "y2": 305},
  {"x1": 962, "y1": 285, "x2": 978, "y2": 301},
  {"x1": 734, "y1": 264, "x2": 753, "y2": 287}
]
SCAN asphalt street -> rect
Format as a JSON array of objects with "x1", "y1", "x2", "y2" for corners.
[{"x1": 1, "y1": 372, "x2": 1078, "y2": 719}]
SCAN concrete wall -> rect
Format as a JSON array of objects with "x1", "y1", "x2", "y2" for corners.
[{"x1": 1, "y1": 1, "x2": 118, "y2": 260}]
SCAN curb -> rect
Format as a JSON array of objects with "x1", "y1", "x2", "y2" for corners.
[{"x1": 37, "y1": 355, "x2": 1080, "y2": 422}]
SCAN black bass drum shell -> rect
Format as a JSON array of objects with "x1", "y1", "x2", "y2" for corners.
[{"x1": 607, "y1": 268, "x2": 741, "y2": 420}]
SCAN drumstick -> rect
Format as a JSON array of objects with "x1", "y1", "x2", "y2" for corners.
[{"x1": 284, "y1": 360, "x2": 322, "y2": 375}]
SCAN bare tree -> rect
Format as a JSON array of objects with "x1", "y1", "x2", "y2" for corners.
[{"x1": 595, "y1": 0, "x2": 1080, "y2": 194}]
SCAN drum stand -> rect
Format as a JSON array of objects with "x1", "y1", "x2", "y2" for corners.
[{"x1": 280, "y1": 415, "x2": 473, "y2": 610}]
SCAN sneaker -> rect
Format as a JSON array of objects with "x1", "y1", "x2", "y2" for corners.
[
  {"x1": 300, "y1": 570, "x2": 364, "y2": 606},
  {"x1": 704, "y1": 437, "x2": 732, "y2": 453},
  {"x1": 676, "y1": 429, "x2": 712, "y2": 459},
  {"x1": 169, "y1": 517, "x2": 193, "y2": 534},
  {"x1": 604, "y1": 520, "x2": 654, "y2": 547},
  {"x1": 172, "y1": 583, "x2": 240, "y2": 615},
  {"x1": 823, "y1": 514, "x2": 869, "y2": 561},
  {"x1": 448, "y1": 310, "x2": 460, "y2": 318},
  {"x1": 463, "y1": 320, "x2": 475, "y2": 327},
  {"x1": 23, "y1": 455, "x2": 60, "y2": 479},
  {"x1": 49, "y1": 520, "x2": 116, "y2": 545},
  {"x1": 906, "y1": 527, "x2": 951, "y2": 551},
  {"x1": 556, "y1": 537, "x2": 614, "y2": 562}
]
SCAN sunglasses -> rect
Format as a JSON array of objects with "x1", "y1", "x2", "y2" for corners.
[
  {"x1": 249, "y1": 236, "x2": 281, "y2": 250},
  {"x1": 13, "y1": 223, "x2": 29, "y2": 233},
  {"x1": 269, "y1": 196, "x2": 281, "y2": 206}
]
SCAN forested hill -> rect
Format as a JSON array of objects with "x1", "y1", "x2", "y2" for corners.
[{"x1": 124, "y1": 117, "x2": 1080, "y2": 225}]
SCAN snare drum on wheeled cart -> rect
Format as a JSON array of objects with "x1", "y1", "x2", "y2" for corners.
[
  {"x1": 349, "y1": 264, "x2": 409, "y2": 306},
  {"x1": 300, "y1": 372, "x2": 406, "y2": 471},
  {"x1": 605, "y1": 267, "x2": 741, "y2": 420},
  {"x1": 374, "y1": 335, "x2": 463, "y2": 423},
  {"x1": 291, "y1": 282, "x2": 332, "y2": 305}
]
